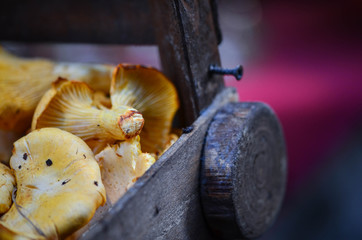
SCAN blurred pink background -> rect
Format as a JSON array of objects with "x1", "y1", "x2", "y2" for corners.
[
  {"x1": 221, "y1": 0, "x2": 362, "y2": 196},
  {"x1": 218, "y1": 1, "x2": 362, "y2": 239}
]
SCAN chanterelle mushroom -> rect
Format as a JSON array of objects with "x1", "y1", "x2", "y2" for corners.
[
  {"x1": 0, "y1": 163, "x2": 15, "y2": 214},
  {"x1": 0, "y1": 47, "x2": 113, "y2": 132},
  {"x1": 0, "y1": 128, "x2": 106, "y2": 239},
  {"x1": 32, "y1": 64, "x2": 178, "y2": 155},
  {"x1": 31, "y1": 79, "x2": 144, "y2": 151},
  {"x1": 96, "y1": 136, "x2": 155, "y2": 204},
  {"x1": 111, "y1": 64, "x2": 179, "y2": 154}
]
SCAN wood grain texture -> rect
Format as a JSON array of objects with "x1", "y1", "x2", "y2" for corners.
[
  {"x1": 149, "y1": 0, "x2": 224, "y2": 127},
  {"x1": 0, "y1": 0, "x2": 154, "y2": 44},
  {"x1": 81, "y1": 88, "x2": 238, "y2": 240},
  {"x1": 201, "y1": 102, "x2": 287, "y2": 239}
]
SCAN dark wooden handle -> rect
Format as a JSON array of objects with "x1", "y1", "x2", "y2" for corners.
[{"x1": 201, "y1": 102, "x2": 287, "y2": 239}]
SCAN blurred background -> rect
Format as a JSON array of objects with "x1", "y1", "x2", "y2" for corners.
[
  {"x1": 218, "y1": 0, "x2": 362, "y2": 239},
  {"x1": 2, "y1": 0, "x2": 362, "y2": 239}
]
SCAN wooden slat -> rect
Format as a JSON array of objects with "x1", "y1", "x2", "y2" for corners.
[
  {"x1": 149, "y1": 0, "x2": 225, "y2": 126},
  {"x1": 81, "y1": 87, "x2": 238, "y2": 240},
  {"x1": 0, "y1": 0, "x2": 155, "y2": 44}
]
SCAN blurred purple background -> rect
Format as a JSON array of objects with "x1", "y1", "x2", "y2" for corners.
[{"x1": 3, "y1": 0, "x2": 362, "y2": 238}]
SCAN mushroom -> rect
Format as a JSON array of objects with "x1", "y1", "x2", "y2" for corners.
[
  {"x1": 0, "y1": 163, "x2": 15, "y2": 214},
  {"x1": 0, "y1": 128, "x2": 106, "y2": 239},
  {"x1": 31, "y1": 79, "x2": 144, "y2": 152},
  {"x1": 111, "y1": 64, "x2": 179, "y2": 154},
  {"x1": 95, "y1": 136, "x2": 155, "y2": 204},
  {"x1": 0, "y1": 47, "x2": 113, "y2": 132},
  {"x1": 32, "y1": 64, "x2": 179, "y2": 155}
]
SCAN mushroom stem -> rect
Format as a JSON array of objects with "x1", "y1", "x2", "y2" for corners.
[
  {"x1": 111, "y1": 64, "x2": 179, "y2": 153},
  {"x1": 32, "y1": 80, "x2": 144, "y2": 144},
  {"x1": 99, "y1": 107, "x2": 144, "y2": 140},
  {"x1": 35, "y1": 107, "x2": 144, "y2": 142}
]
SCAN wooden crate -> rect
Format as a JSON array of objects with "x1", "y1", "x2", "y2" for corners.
[{"x1": 1, "y1": 1, "x2": 287, "y2": 239}]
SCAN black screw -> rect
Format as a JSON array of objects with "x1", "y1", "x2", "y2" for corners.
[{"x1": 209, "y1": 64, "x2": 243, "y2": 80}]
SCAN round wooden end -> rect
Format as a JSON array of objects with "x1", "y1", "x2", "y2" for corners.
[{"x1": 201, "y1": 102, "x2": 287, "y2": 239}]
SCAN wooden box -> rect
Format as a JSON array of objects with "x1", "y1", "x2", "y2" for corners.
[{"x1": 1, "y1": 1, "x2": 287, "y2": 239}]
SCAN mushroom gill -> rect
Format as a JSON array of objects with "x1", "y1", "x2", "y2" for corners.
[{"x1": 111, "y1": 64, "x2": 179, "y2": 154}]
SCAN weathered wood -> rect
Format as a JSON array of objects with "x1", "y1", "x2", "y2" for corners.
[
  {"x1": 0, "y1": 0, "x2": 155, "y2": 44},
  {"x1": 149, "y1": 0, "x2": 224, "y2": 127},
  {"x1": 201, "y1": 102, "x2": 287, "y2": 239},
  {"x1": 81, "y1": 88, "x2": 238, "y2": 240}
]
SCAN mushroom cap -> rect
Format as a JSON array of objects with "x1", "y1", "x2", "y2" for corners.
[
  {"x1": 0, "y1": 47, "x2": 113, "y2": 132},
  {"x1": 32, "y1": 79, "x2": 144, "y2": 147},
  {"x1": 0, "y1": 163, "x2": 15, "y2": 214},
  {"x1": 111, "y1": 64, "x2": 179, "y2": 154},
  {"x1": 95, "y1": 136, "x2": 155, "y2": 204},
  {"x1": 0, "y1": 128, "x2": 106, "y2": 239}
]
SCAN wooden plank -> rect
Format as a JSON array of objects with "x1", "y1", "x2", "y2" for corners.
[
  {"x1": 149, "y1": 0, "x2": 225, "y2": 126},
  {"x1": 0, "y1": 0, "x2": 155, "y2": 44},
  {"x1": 81, "y1": 87, "x2": 238, "y2": 240}
]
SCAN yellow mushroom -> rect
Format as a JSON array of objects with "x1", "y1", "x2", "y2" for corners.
[
  {"x1": 31, "y1": 79, "x2": 144, "y2": 152},
  {"x1": 65, "y1": 136, "x2": 155, "y2": 239},
  {"x1": 96, "y1": 136, "x2": 155, "y2": 204},
  {"x1": 111, "y1": 64, "x2": 179, "y2": 154},
  {"x1": 0, "y1": 47, "x2": 113, "y2": 132},
  {"x1": 31, "y1": 64, "x2": 178, "y2": 155},
  {"x1": 0, "y1": 163, "x2": 15, "y2": 215},
  {"x1": 0, "y1": 128, "x2": 106, "y2": 239}
]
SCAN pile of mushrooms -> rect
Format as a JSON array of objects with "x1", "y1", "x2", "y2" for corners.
[
  {"x1": 0, "y1": 48, "x2": 179, "y2": 239},
  {"x1": 0, "y1": 47, "x2": 114, "y2": 164},
  {"x1": 0, "y1": 47, "x2": 113, "y2": 132}
]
